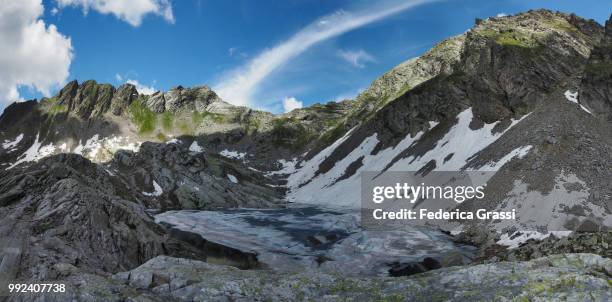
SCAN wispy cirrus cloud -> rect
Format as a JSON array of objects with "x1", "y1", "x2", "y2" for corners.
[
  {"x1": 55, "y1": 0, "x2": 174, "y2": 27},
  {"x1": 337, "y1": 49, "x2": 375, "y2": 68},
  {"x1": 214, "y1": 0, "x2": 435, "y2": 108}
]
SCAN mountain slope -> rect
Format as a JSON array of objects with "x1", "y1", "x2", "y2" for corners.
[{"x1": 281, "y1": 10, "x2": 612, "y2": 238}]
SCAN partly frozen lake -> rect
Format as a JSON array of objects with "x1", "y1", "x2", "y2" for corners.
[{"x1": 155, "y1": 205, "x2": 475, "y2": 276}]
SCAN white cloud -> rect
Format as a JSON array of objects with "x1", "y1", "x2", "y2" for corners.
[
  {"x1": 496, "y1": 13, "x2": 507, "y2": 17},
  {"x1": 228, "y1": 47, "x2": 247, "y2": 58},
  {"x1": 56, "y1": 0, "x2": 175, "y2": 27},
  {"x1": 115, "y1": 73, "x2": 123, "y2": 81},
  {"x1": 126, "y1": 79, "x2": 156, "y2": 95},
  {"x1": 283, "y1": 96, "x2": 303, "y2": 113},
  {"x1": 214, "y1": 0, "x2": 433, "y2": 107},
  {"x1": 337, "y1": 49, "x2": 374, "y2": 68},
  {"x1": 0, "y1": 0, "x2": 73, "y2": 106},
  {"x1": 332, "y1": 87, "x2": 365, "y2": 102}
]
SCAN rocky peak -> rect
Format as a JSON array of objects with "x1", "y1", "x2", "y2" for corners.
[
  {"x1": 45, "y1": 80, "x2": 234, "y2": 120},
  {"x1": 459, "y1": 9, "x2": 604, "y2": 122},
  {"x1": 110, "y1": 83, "x2": 139, "y2": 116},
  {"x1": 579, "y1": 14, "x2": 612, "y2": 122},
  {"x1": 357, "y1": 34, "x2": 465, "y2": 106},
  {"x1": 162, "y1": 85, "x2": 224, "y2": 113}
]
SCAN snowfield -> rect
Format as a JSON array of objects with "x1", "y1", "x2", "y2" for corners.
[{"x1": 285, "y1": 108, "x2": 530, "y2": 208}]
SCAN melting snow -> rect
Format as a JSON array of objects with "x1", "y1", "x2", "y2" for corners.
[
  {"x1": 564, "y1": 90, "x2": 592, "y2": 114},
  {"x1": 479, "y1": 145, "x2": 532, "y2": 171},
  {"x1": 497, "y1": 231, "x2": 571, "y2": 249},
  {"x1": 219, "y1": 149, "x2": 246, "y2": 160},
  {"x1": 74, "y1": 135, "x2": 141, "y2": 161},
  {"x1": 227, "y1": 174, "x2": 238, "y2": 183},
  {"x1": 2, "y1": 133, "x2": 24, "y2": 151},
  {"x1": 285, "y1": 126, "x2": 356, "y2": 192},
  {"x1": 143, "y1": 181, "x2": 163, "y2": 197},
  {"x1": 8, "y1": 133, "x2": 56, "y2": 169},
  {"x1": 266, "y1": 158, "x2": 299, "y2": 176},
  {"x1": 166, "y1": 138, "x2": 180, "y2": 144},
  {"x1": 489, "y1": 171, "x2": 612, "y2": 232},
  {"x1": 287, "y1": 109, "x2": 528, "y2": 208},
  {"x1": 189, "y1": 141, "x2": 203, "y2": 153}
]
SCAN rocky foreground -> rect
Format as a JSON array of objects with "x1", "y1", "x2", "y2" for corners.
[{"x1": 5, "y1": 253, "x2": 610, "y2": 301}]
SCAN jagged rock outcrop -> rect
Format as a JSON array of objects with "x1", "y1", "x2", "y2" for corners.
[
  {"x1": 144, "y1": 91, "x2": 166, "y2": 113},
  {"x1": 58, "y1": 80, "x2": 115, "y2": 119},
  {"x1": 462, "y1": 10, "x2": 602, "y2": 123},
  {"x1": 357, "y1": 34, "x2": 465, "y2": 108},
  {"x1": 110, "y1": 83, "x2": 139, "y2": 116},
  {"x1": 109, "y1": 141, "x2": 282, "y2": 210},
  {"x1": 499, "y1": 232, "x2": 612, "y2": 261},
  {"x1": 580, "y1": 14, "x2": 612, "y2": 122},
  {"x1": 162, "y1": 85, "x2": 224, "y2": 113},
  {"x1": 0, "y1": 154, "x2": 207, "y2": 281}
]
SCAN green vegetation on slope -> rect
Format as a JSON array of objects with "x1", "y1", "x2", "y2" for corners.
[
  {"x1": 161, "y1": 111, "x2": 174, "y2": 131},
  {"x1": 270, "y1": 117, "x2": 316, "y2": 150},
  {"x1": 129, "y1": 98, "x2": 157, "y2": 134},
  {"x1": 42, "y1": 97, "x2": 69, "y2": 115}
]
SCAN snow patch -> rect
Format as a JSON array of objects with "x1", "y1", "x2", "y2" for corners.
[
  {"x1": 189, "y1": 141, "x2": 203, "y2": 153},
  {"x1": 564, "y1": 90, "x2": 592, "y2": 114},
  {"x1": 497, "y1": 231, "x2": 571, "y2": 249},
  {"x1": 266, "y1": 158, "x2": 299, "y2": 176},
  {"x1": 489, "y1": 171, "x2": 612, "y2": 232},
  {"x1": 143, "y1": 181, "x2": 163, "y2": 197},
  {"x1": 285, "y1": 126, "x2": 357, "y2": 191},
  {"x1": 2, "y1": 133, "x2": 24, "y2": 151},
  {"x1": 166, "y1": 138, "x2": 180, "y2": 144},
  {"x1": 479, "y1": 145, "x2": 532, "y2": 171},
  {"x1": 220, "y1": 149, "x2": 246, "y2": 160},
  {"x1": 74, "y1": 135, "x2": 141, "y2": 162},
  {"x1": 8, "y1": 133, "x2": 56, "y2": 169},
  {"x1": 227, "y1": 174, "x2": 238, "y2": 183}
]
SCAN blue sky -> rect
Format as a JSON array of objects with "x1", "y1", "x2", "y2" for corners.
[{"x1": 5, "y1": 0, "x2": 612, "y2": 114}]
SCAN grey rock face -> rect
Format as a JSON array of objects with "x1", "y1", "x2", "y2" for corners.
[
  {"x1": 109, "y1": 141, "x2": 282, "y2": 210},
  {"x1": 163, "y1": 85, "x2": 223, "y2": 113},
  {"x1": 144, "y1": 91, "x2": 166, "y2": 113},
  {"x1": 28, "y1": 253, "x2": 612, "y2": 301},
  {"x1": 501, "y1": 232, "x2": 612, "y2": 261},
  {"x1": 110, "y1": 83, "x2": 139, "y2": 116},
  {"x1": 0, "y1": 154, "x2": 207, "y2": 281},
  {"x1": 461, "y1": 10, "x2": 601, "y2": 123},
  {"x1": 580, "y1": 14, "x2": 612, "y2": 122}
]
